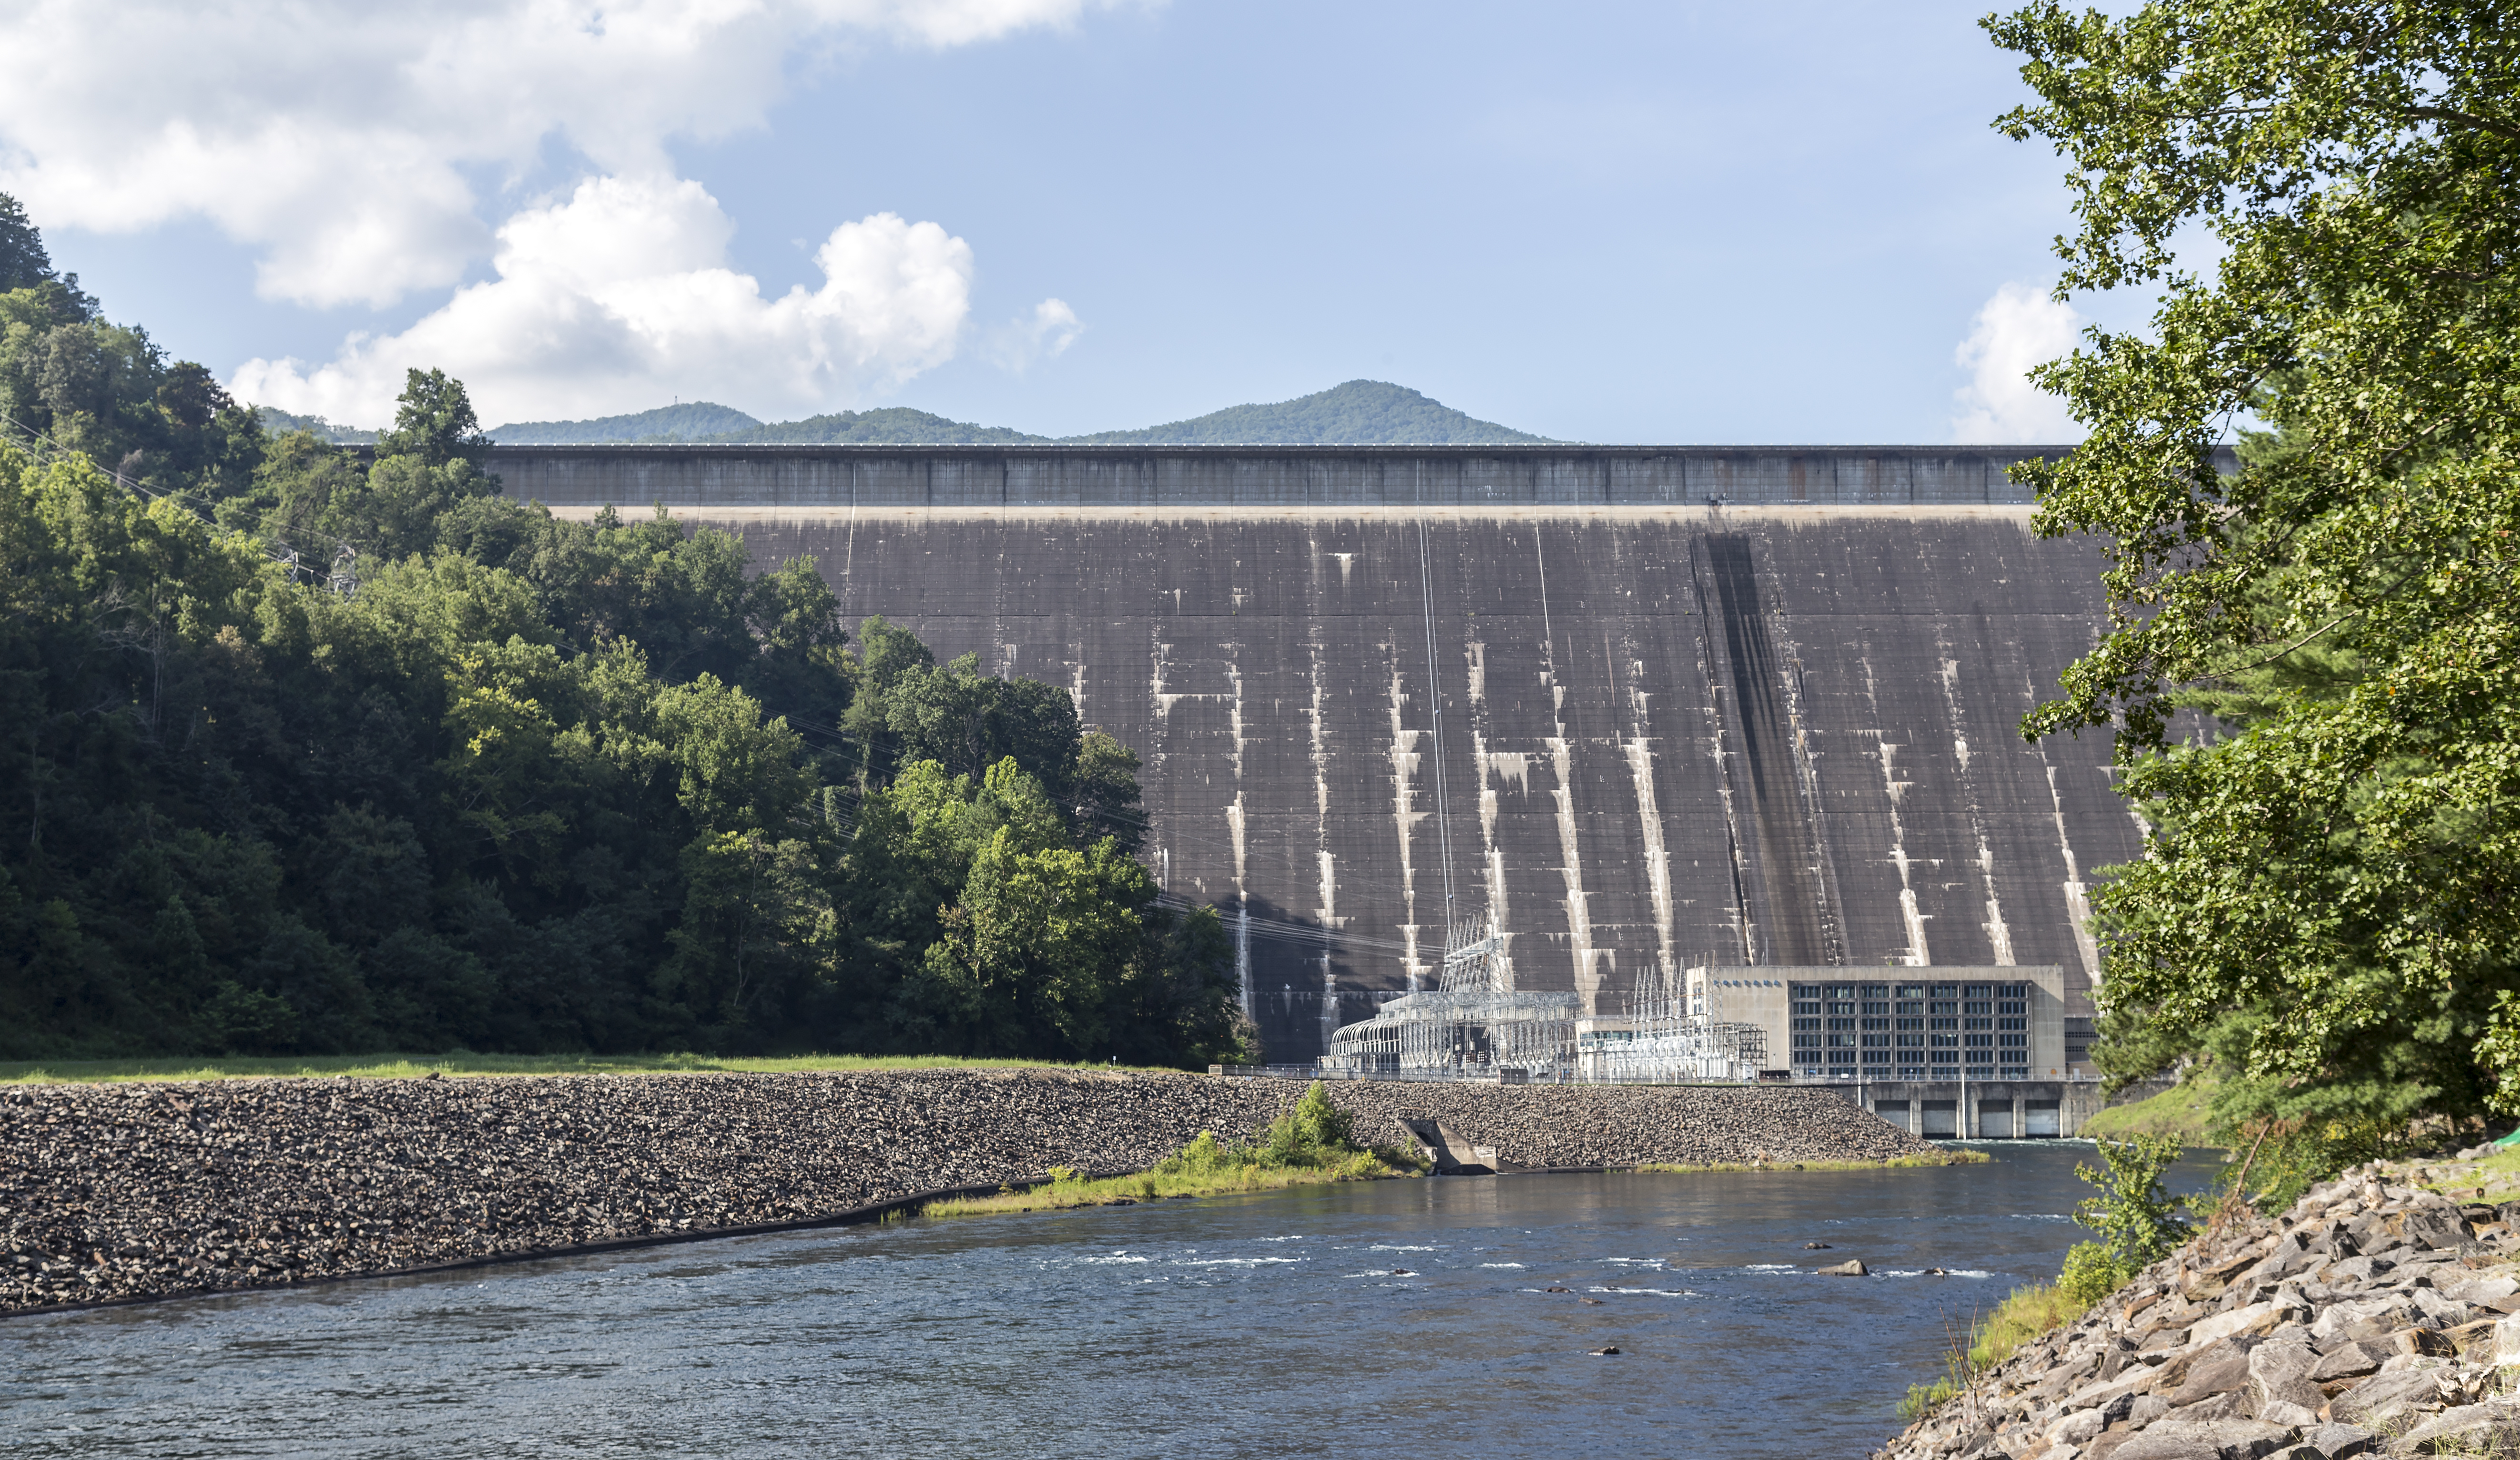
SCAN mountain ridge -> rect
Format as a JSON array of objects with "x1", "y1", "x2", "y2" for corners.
[{"x1": 250, "y1": 379, "x2": 1552, "y2": 447}]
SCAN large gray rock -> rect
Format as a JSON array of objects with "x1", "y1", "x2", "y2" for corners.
[
  {"x1": 2174, "y1": 1347, "x2": 2261, "y2": 1407},
  {"x1": 2110, "y1": 1419, "x2": 2297, "y2": 1460},
  {"x1": 2325, "y1": 1366, "x2": 2453, "y2": 1428},
  {"x1": 2251, "y1": 1341, "x2": 2327, "y2": 1415},
  {"x1": 2047, "y1": 1407, "x2": 2110, "y2": 1448},
  {"x1": 2300, "y1": 1421, "x2": 2376, "y2": 1460},
  {"x1": 2384, "y1": 1401, "x2": 2520, "y2": 1455},
  {"x1": 2398, "y1": 1210, "x2": 2472, "y2": 1255},
  {"x1": 2311, "y1": 1344, "x2": 2389, "y2": 1383}
]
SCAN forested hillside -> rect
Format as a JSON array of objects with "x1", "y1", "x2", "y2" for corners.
[
  {"x1": 459, "y1": 379, "x2": 1546, "y2": 446},
  {"x1": 488, "y1": 402, "x2": 763, "y2": 444},
  {"x1": 1061, "y1": 380, "x2": 1549, "y2": 445},
  {"x1": 0, "y1": 206, "x2": 1244, "y2": 1068},
  {"x1": 694, "y1": 406, "x2": 1050, "y2": 445}
]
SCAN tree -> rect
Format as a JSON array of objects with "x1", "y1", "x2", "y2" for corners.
[
  {"x1": 0, "y1": 193, "x2": 93, "y2": 315},
  {"x1": 1988, "y1": 2, "x2": 2520, "y2": 1114},
  {"x1": 374, "y1": 367, "x2": 491, "y2": 468},
  {"x1": 0, "y1": 193, "x2": 50, "y2": 291}
]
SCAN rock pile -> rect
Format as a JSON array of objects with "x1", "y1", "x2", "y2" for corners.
[
  {"x1": 2, "y1": 1069, "x2": 1922, "y2": 1314},
  {"x1": 1880, "y1": 1147, "x2": 2520, "y2": 1460}
]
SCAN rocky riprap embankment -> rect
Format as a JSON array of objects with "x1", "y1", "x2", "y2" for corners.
[
  {"x1": 1881, "y1": 1148, "x2": 2520, "y2": 1460},
  {"x1": 3, "y1": 1070, "x2": 1921, "y2": 1313}
]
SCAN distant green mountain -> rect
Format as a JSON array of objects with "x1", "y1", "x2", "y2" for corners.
[
  {"x1": 1062, "y1": 380, "x2": 1549, "y2": 445},
  {"x1": 702, "y1": 407, "x2": 1049, "y2": 445},
  {"x1": 489, "y1": 402, "x2": 762, "y2": 444},
  {"x1": 463, "y1": 380, "x2": 1549, "y2": 448},
  {"x1": 251, "y1": 407, "x2": 376, "y2": 444}
]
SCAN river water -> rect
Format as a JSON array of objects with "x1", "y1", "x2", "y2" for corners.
[{"x1": 5, "y1": 1143, "x2": 2224, "y2": 1459}]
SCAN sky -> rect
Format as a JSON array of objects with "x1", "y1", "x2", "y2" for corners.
[{"x1": 0, "y1": 0, "x2": 2119, "y2": 443}]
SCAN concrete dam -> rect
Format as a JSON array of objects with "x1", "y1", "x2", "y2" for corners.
[{"x1": 498, "y1": 443, "x2": 2176, "y2": 1064}]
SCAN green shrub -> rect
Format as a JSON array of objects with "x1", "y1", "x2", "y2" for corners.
[
  {"x1": 2074, "y1": 1133, "x2": 2189, "y2": 1267},
  {"x1": 1255, "y1": 1081, "x2": 1358, "y2": 1166},
  {"x1": 2057, "y1": 1241, "x2": 2134, "y2": 1306}
]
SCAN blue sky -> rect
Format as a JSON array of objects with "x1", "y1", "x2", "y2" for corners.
[{"x1": 8, "y1": 2, "x2": 2112, "y2": 441}]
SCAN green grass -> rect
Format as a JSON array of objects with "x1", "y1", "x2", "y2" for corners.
[
  {"x1": 0, "y1": 1052, "x2": 1189, "y2": 1085},
  {"x1": 1632, "y1": 1150, "x2": 1992, "y2": 1175},
  {"x1": 2409, "y1": 1145, "x2": 2520, "y2": 1204},
  {"x1": 925, "y1": 1153, "x2": 1422, "y2": 1217},
  {"x1": 1897, "y1": 1280, "x2": 2093, "y2": 1420},
  {"x1": 2080, "y1": 1071, "x2": 2222, "y2": 1143}
]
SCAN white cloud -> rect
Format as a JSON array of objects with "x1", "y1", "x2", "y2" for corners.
[
  {"x1": 1951, "y1": 282, "x2": 2086, "y2": 444},
  {"x1": 226, "y1": 175, "x2": 1068, "y2": 426},
  {"x1": 0, "y1": 0, "x2": 1122, "y2": 307},
  {"x1": 985, "y1": 297, "x2": 1084, "y2": 371}
]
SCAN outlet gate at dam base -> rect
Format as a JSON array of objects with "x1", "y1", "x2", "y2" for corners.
[{"x1": 484, "y1": 441, "x2": 2199, "y2": 1079}]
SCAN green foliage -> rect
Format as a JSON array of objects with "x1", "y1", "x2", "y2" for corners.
[
  {"x1": 373, "y1": 368, "x2": 490, "y2": 468},
  {"x1": 0, "y1": 216, "x2": 1244, "y2": 1070},
  {"x1": 1986, "y1": 4, "x2": 2520, "y2": 1115},
  {"x1": 0, "y1": 194, "x2": 94, "y2": 315},
  {"x1": 1147, "y1": 1084, "x2": 1398, "y2": 1179},
  {"x1": 2073, "y1": 1134, "x2": 2190, "y2": 1267},
  {"x1": 1900, "y1": 1280, "x2": 2094, "y2": 1420},
  {"x1": 2057, "y1": 1241, "x2": 2134, "y2": 1307},
  {"x1": 1263, "y1": 1081, "x2": 1360, "y2": 1162},
  {"x1": 249, "y1": 407, "x2": 376, "y2": 445},
  {"x1": 0, "y1": 193, "x2": 51, "y2": 292},
  {"x1": 0, "y1": 280, "x2": 259, "y2": 497}
]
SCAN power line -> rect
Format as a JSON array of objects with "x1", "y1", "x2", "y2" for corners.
[{"x1": 2, "y1": 414, "x2": 364, "y2": 594}]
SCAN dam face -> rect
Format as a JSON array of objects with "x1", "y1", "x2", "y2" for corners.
[{"x1": 499, "y1": 445, "x2": 2146, "y2": 1063}]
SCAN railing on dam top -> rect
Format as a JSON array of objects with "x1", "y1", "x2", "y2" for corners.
[
  {"x1": 1209, "y1": 1062, "x2": 2106, "y2": 1087},
  {"x1": 460, "y1": 442, "x2": 2246, "y2": 512}
]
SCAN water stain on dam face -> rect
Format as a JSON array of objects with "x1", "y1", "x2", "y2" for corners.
[{"x1": 513, "y1": 444, "x2": 2137, "y2": 1062}]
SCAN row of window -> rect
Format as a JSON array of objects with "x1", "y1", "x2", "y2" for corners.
[
  {"x1": 1805, "y1": 1066, "x2": 2035, "y2": 1080},
  {"x1": 1798, "y1": 1001, "x2": 2030, "y2": 1019},
  {"x1": 1799, "y1": 1016, "x2": 2032, "y2": 1033},
  {"x1": 1794, "y1": 1033, "x2": 2030, "y2": 1049},
  {"x1": 1793, "y1": 983, "x2": 2033, "y2": 1002}
]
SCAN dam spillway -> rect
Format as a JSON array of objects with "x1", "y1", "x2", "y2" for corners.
[{"x1": 496, "y1": 443, "x2": 2166, "y2": 1063}]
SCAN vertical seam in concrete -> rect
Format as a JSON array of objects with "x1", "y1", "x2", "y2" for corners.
[
  {"x1": 1460, "y1": 636, "x2": 1514, "y2": 976},
  {"x1": 1386, "y1": 650, "x2": 1426, "y2": 991},
  {"x1": 1684, "y1": 530, "x2": 1760, "y2": 965},
  {"x1": 2037, "y1": 755, "x2": 2104, "y2": 992},
  {"x1": 1935, "y1": 651, "x2": 2015, "y2": 965},
  {"x1": 1534, "y1": 529, "x2": 1602, "y2": 1009},
  {"x1": 1226, "y1": 647, "x2": 1250, "y2": 1015},
  {"x1": 1760, "y1": 561, "x2": 1849, "y2": 968},
  {"x1": 1860, "y1": 657, "x2": 1931, "y2": 968}
]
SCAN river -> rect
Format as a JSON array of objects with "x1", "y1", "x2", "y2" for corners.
[{"x1": 4, "y1": 1142, "x2": 2224, "y2": 1459}]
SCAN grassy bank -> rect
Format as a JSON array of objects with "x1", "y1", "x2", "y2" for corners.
[
  {"x1": 0, "y1": 1052, "x2": 1182, "y2": 1085},
  {"x1": 926, "y1": 1153, "x2": 1422, "y2": 1216},
  {"x1": 1898, "y1": 1280, "x2": 2088, "y2": 1419},
  {"x1": 927, "y1": 1082, "x2": 1430, "y2": 1218},
  {"x1": 2414, "y1": 1143, "x2": 2520, "y2": 1203},
  {"x1": 2079, "y1": 1073, "x2": 2220, "y2": 1143},
  {"x1": 1633, "y1": 1150, "x2": 1992, "y2": 1175}
]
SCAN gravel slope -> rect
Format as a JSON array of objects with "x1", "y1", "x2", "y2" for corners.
[{"x1": 1, "y1": 1070, "x2": 1925, "y2": 1314}]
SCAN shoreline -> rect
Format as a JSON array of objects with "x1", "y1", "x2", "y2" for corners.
[
  {"x1": 2, "y1": 1068, "x2": 1930, "y2": 1317},
  {"x1": 1879, "y1": 1146, "x2": 2520, "y2": 1460},
  {"x1": 6, "y1": 1153, "x2": 2013, "y2": 1321}
]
